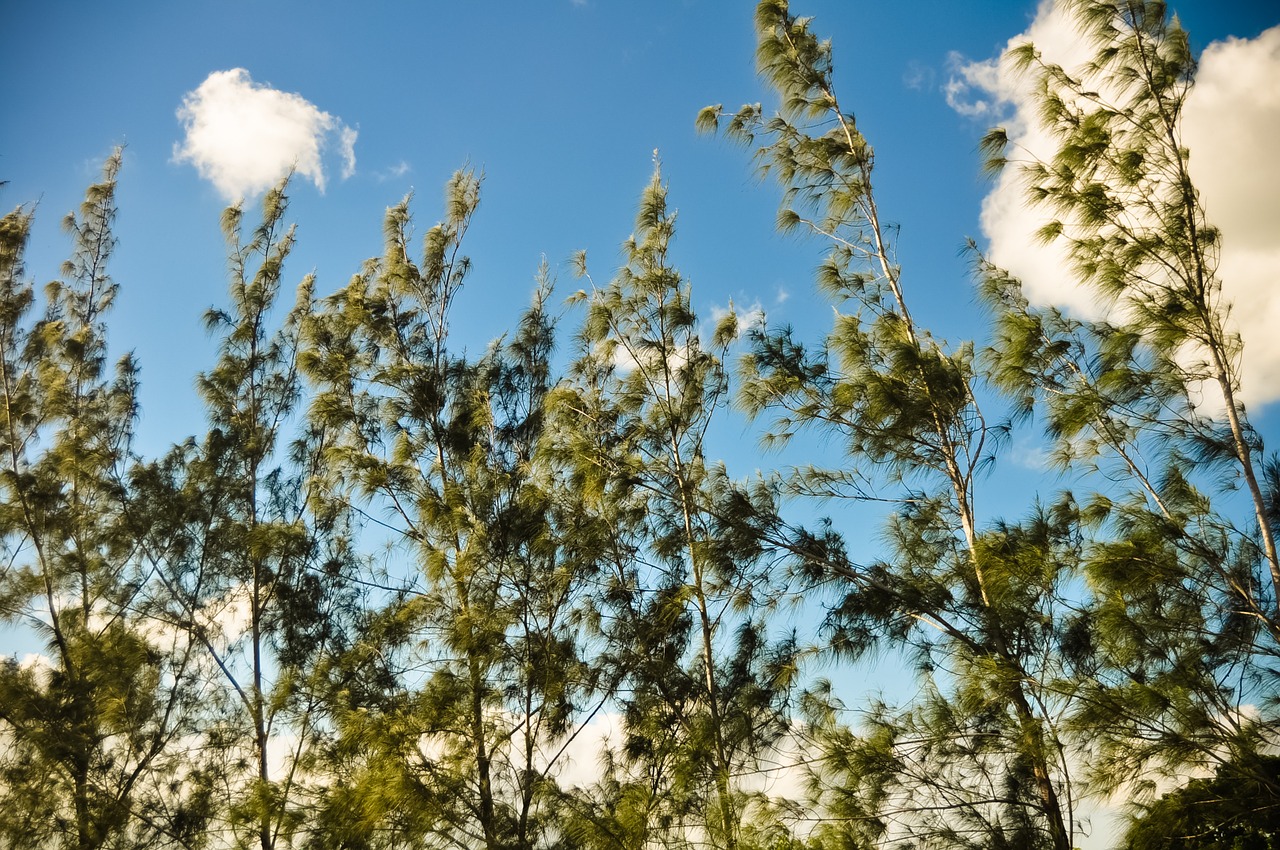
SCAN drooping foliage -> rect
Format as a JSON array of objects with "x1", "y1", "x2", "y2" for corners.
[
  {"x1": 702, "y1": 3, "x2": 1082, "y2": 847},
  {"x1": 550, "y1": 168, "x2": 799, "y2": 850},
  {"x1": 977, "y1": 0, "x2": 1280, "y2": 816},
  {"x1": 0, "y1": 4, "x2": 1275, "y2": 850},
  {"x1": 0, "y1": 152, "x2": 205, "y2": 850}
]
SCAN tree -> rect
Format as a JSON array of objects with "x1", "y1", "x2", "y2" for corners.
[
  {"x1": 0, "y1": 152, "x2": 204, "y2": 849},
  {"x1": 700, "y1": 0, "x2": 1279, "y2": 847},
  {"x1": 301, "y1": 172, "x2": 603, "y2": 850},
  {"x1": 1122, "y1": 755, "x2": 1280, "y2": 849},
  {"x1": 979, "y1": 0, "x2": 1280, "y2": 808},
  {"x1": 552, "y1": 167, "x2": 800, "y2": 850},
  {"x1": 700, "y1": 3, "x2": 1080, "y2": 847},
  {"x1": 132, "y1": 178, "x2": 358, "y2": 850}
]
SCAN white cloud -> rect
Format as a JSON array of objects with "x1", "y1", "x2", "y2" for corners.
[
  {"x1": 942, "y1": 51, "x2": 1002, "y2": 118},
  {"x1": 18, "y1": 652, "x2": 51, "y2": 673},
  {"x1": 338, "y1": 126, "x2": 358, "y2": 180},
  {"x1": 174, "y1": 68, "x2": 357, "y2": 202},
  {"x1": 903, "y1": 60, "x2": 935, "y2": 92},
  {"x1": 1008, "y1": 435, "x2": 1051, "y2": 472},
  {"x1": 709, "y1": 300, "x2": 766, "y2": 341},
  {"x1": 948, "y1": 5, "x2": 1280, "y2": 407},
  {"x1": 550, "y1": 711, "x2": 623, "y2": 788},
  {"x1": 1183, "y1": 26, "x2": 1280, "y2": 409},
  {"x1": 375, "y1": 160, "x2": 412, "y2": 183},
  {"x1": 600, "y1": 336, "x2": 691, "y2": 377},
  {"x1": 947, "y1": 0, "x2": 1096, "y2": 316}
]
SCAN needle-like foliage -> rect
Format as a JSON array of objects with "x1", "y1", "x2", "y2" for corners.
[
  {"x1": 0, "y1": 152, "x2": 204, "y2": 850},
  {"x1": 704, "y1": 4, "x2": 1083, "y2": 847},
  {"x1": 979, "y1": 0, "x2": 1280, "y2": 823},
  {"x1": 551, "y1": 167, "x2": 801, "y2": 850}
]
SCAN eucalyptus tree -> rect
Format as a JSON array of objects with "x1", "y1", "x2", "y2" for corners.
[
  {"x1": 550, "y1": 168, "x2": 800, "y2": 850},
  {"x1": 700, "y1": 3, "x2": 1079, "y2": 847},
  {"x1": 978, "y1": 0, "x2": 1280, "y2": 816},
  {"x1": 130, "y1": 179, "x2": 356, "y2": 850},
  {"x1": 0, "y1": 154, "x2": 204, "y2": 849},
  {"x1": 300, "y1": 172, "x2": 602, "y2": 850}
]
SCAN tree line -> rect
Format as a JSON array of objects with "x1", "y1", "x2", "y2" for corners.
[{"x1": 2, "y1": 1, "x2": 1276, "y2": 848}]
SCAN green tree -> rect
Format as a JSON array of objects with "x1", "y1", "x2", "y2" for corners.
[
  {"x1": 0, "y1": 153, "x2": 204, "y2": 849},
  {"x1": 301, "y1": 172, "x2": 603, "y2": 850},
  {"x1": 701, "y1": 0, "x2": 1279, "y2": 846},
  {"x1": 1122, "y1": 755, "x2": 1280, "y2": 849},
  {"x1": 552, "y1": 168, "x2": 800, "y2": 850},
  {"x1": 978, "y1": 0, "x2": 1280, "y2": 811},
  {"x1": 132, "y1": 179, "x2": 357, "y2": 850},
  {"x1": 701, "y1": 3, "x2": 1078, "y2": 847}
]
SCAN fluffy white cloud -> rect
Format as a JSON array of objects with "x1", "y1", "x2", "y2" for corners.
[
  {"x1": 1183, "y1": 27, "x2": 1280, "y2": 406},
  {"x1": 173, "y1": 68, "x2": 357, "y2": 202},
  {"x1": 947, "y1": 1, "x2": 1096, "y2": 316},
  {"x1": 948, "y1": 6, "x2": 1280, "y2": 407}
]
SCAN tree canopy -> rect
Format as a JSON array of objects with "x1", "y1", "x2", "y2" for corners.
[{"x1": 2, "y1": 2, "x2": 1276, "y2": 849}]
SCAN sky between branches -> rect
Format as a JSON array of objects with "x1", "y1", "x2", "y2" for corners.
[{"x1": 2, "y1": 0, "x2": 1277, "y2": 464}]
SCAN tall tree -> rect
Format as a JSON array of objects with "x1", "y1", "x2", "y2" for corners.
[
  {"x1": 301, "y1": 173, "x2": 602, "y2": 850},
  {"x1": 979, "y1": 0, "x2": 1280, "y2": 816},
  {"x1": 701, "y1": 3, "x2": 1078, "y2": 847},
  {"x1": 552, "y1": 167, "x2": 799, "y2": 850},
  {"x1": 132, "y1": 178, "x2": 355, "y2": 850},
  {"x1": 0, "y1": 153, "x2": 203, "y2": 849}
]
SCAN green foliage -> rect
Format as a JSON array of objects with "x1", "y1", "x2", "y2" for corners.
[
  {"x1": 553, "y1": 166, "x2": 801, "y2": 850},
  {"x1": 302, "y1": 172, "x2": 603, "y2": 850},
  {"x1": 0, "y1": 5, "x2": 1273, "y2": 850},
  {"x1": 1122, "y1": 756, "x2": 1280, "y2": 849},
  {"x1": 130, "y1": 177, "x2": 361, "y2": 850},
  {"x1": 978, "y1": 0, "x2": 1280, "y2": 807},
  {"x1": 0, "y1": 152, "x2": 204, "y2": 850},
  {"x1": 699, "y1": 2, "x2": 1226, "y2": 848}
]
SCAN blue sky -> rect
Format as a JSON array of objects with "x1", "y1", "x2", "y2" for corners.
[{"x1": 5, "y1": 1, "x2": 1276, "y2": 465}]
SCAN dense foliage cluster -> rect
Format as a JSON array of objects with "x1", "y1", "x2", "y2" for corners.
[{"x1": 2, "y1": 2, "x2": 1276, "y2": 848}]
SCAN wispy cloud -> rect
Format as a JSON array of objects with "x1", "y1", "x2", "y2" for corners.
[
  {"x1": 903, "y1": 60, "x2": 935, "y2": 92},
  {"x1": 709, "y1": 300, "x2": 766, "y2": 341},
  {"x1": 374, "y1": 160, "x2": 412, "y2": 183},
  {"x1": 1008, "y1": 436, "x2": 1051, "y2": 473},
  {"x1": 947, "y1": 5, "x2": 1280, "y2": 408},
  {"x1": 173, "y1": 68, "x2": 357, "y2": 202},
  {"x1": 942, "y1": 51, "x2": 1002, "y2": 118}
]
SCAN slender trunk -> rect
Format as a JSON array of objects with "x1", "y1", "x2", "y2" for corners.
[
  {"x1": 673, "y1": 448, "x2": 737, "y2": 850},
  {"x1": 470, "y1": 648, "x2": 498, "y2": 850},
  {"x1": 253, "y1": 567, "x2": 270, "y2": 850},
  {"x1": 74, "y1": 767, "x2": 93, "y2": 850},
  {"x1": 1010, "y1": 685, "x2": 1071, "y2": 850},
  {"x1": 251, "y1": 503, "x2": 271, "y2": 850}
]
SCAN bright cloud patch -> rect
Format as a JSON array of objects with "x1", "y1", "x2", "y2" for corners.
[
  {"x1": 946, "y1": 6, "x2": 1280, "y2": 408},
  {"x1": 174, "y1": 68, "x2": 357, "y2": 201},
  {"x1": 1183, "y1": 27, "x2": 1280, "y2": 404},
  {"x1": 946, "y1": 1, "x2": 1095, "y2": 316}
]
